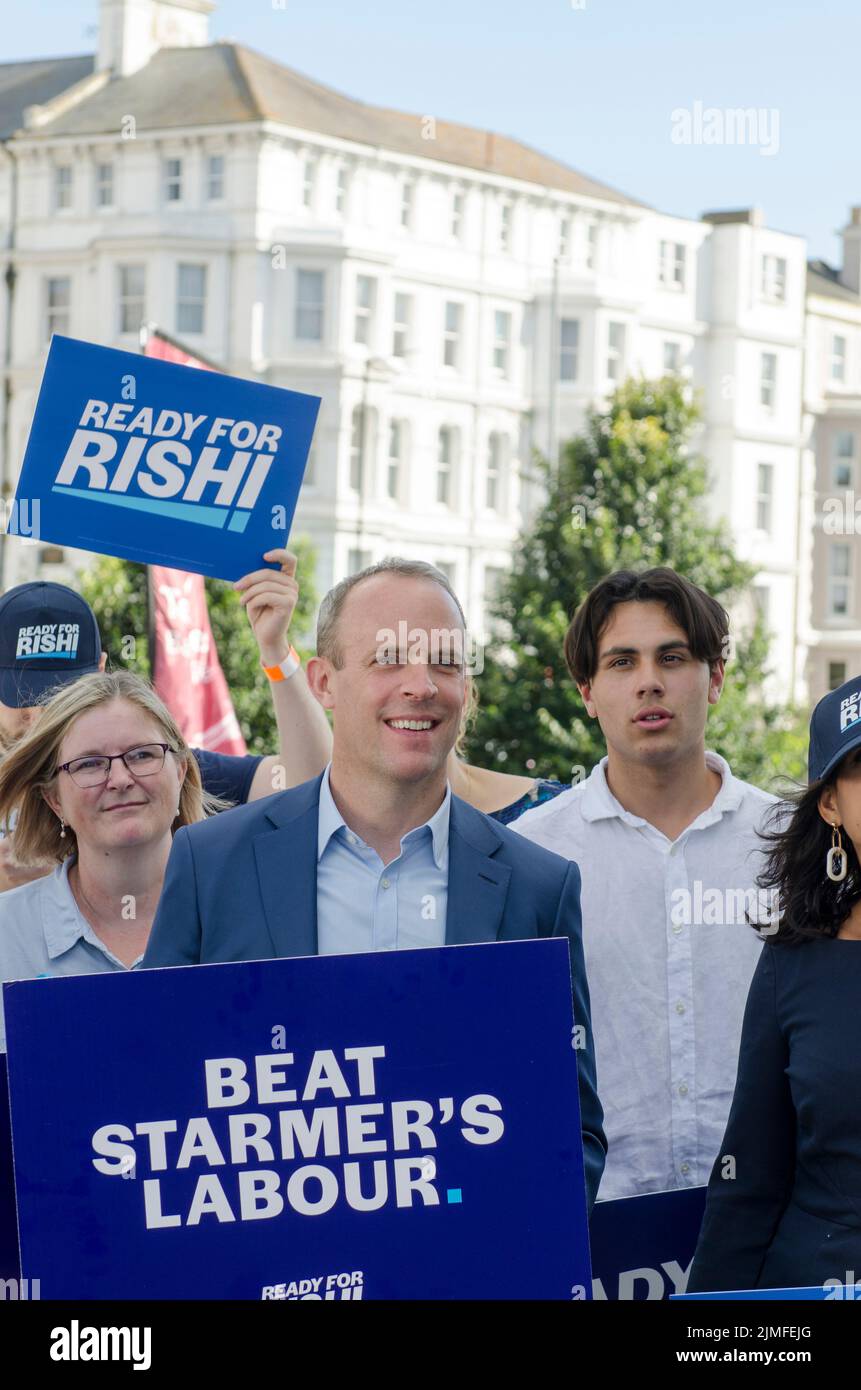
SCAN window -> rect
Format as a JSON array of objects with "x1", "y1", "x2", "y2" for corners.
[
  {"x1": 437, "y1": 426, "x2": 454, "y2": 505},
  {"x1": 451, "y1": 190, "x2": 464, "y2": 240},
  {"x1": 834, "y1": 432, "x2": 856, "y2": 488},
  {"x1": 387, "y1": 420, "x2": 403, "y2": 500},
  {"x1": 760, "y1": 352, "x2": 777, "y2": 409},
  {"x1": 663, "y1": 340, "x2": 681, "y2": 373},
  {"x1": 499, "y1": 200, "x2": 512, "y2": 252},
  {"x1": 753, "y1": 585, "x2": 770, "y2": 625},
  {"x1": 756, "y1": 462, "x2": 773, "y2": 533},
  {"x1": 336, "y1": 166, "x2": 349, "y2": 215},
  {"x1": 607, "y1": 322, "x2": 626, "y2": 382},
  {"x1": 829, "y1": 544, "x2": 852, "y2": 617},
  {"x1": 118, "y1": 265, "x2": 145, "y2": 335},
  {"x1": 830, "y1": 335, "x2": 847, "y2": 384},
  {"x1": 54, "y1": 166, "x2": 73, "y2": 211},
  {"x1": 354, "y1": 275, "x2": 376, "y2": 346},
  {"x1": 176, "y1": 264, "x2": 206, "y2": 335},
  {"x1": 493, "y1": 310, "x2": 511, "y2": 376},
  {"x1": 349, "y1": 406, "x2": 365, "y2": 492},
  {"x1": 585, "y1": 221, "x2": 598, "y2": 269},
  {"x1": 443, "y1": 301, "x2": 462, "y2": 369},
  {"x1": 400, "y1": 178, "x2": 414, "y2": 231},
  {"x1": 392, "y1": 292, "x2": 411, "y2": 359},
  {"x1": 558, "y1": 216, "x2": 572, "y2": 260},
  {"x1": 95, "y1": 162, "x2": 114, "y2": 208},
  {"x1": 45, "y1": 276, "x2": 70, "y2": 341},
  {"x1": 302, "y1": 155, "x2": 316, "y2": 210},
  {"x1": 829, "y1": 661, "x2": 848, "y2": 691},
  {"x1": 484, "y1": 566, "x2": 507, "y2": 624},
  {"x1": 206, "y1": 155, "x2": 225, "y2": 201},
  {"x1": 486, "y1": 434, "x2": 503, "y2": 511},
  {"x1": 559, "y1": 319, "x2": 579, "y2": 382},
  {"x1": 761, "y1": 254, "x2": 787, "y2": 302},
  {"x1": 295, "y1": 269, "x2": 324, "y2": 341},
  {"x1": 658, "y1": 240, "x2": 686, "y2": 288},
  {"x1": 347, "y1": 547, "x2": 372, "y2": 575},
  {"x1": 164, "y1": 158, "x2": 183, "y2": 203}
]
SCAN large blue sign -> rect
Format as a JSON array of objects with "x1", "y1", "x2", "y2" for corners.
[
  {"x1": 590, "y1": 1185, "x2": 707, "y2": 1299},
  {"x1": 9, "y1": 336, "x2": 320, "y2": 581},
  {"x1": 4, "y1": 939, "x2": 590, "y2": 1300}
]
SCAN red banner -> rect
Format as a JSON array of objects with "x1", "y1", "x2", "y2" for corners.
[{"x1": 144, "y1": 331, "x2": 246, "y2": 755}]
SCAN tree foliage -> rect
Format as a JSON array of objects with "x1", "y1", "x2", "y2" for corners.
[{"x1": 464, "y1": 377, "x2": 806, "y2": 791}]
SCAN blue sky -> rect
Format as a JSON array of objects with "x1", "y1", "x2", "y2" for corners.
[{"x1": 8, "y1": 0, "x2": 859, "y2": 263}]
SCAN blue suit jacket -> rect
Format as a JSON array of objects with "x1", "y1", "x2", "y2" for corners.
[{"x1": 144, "y1": 775, "x2": 606, "y2": 1209}]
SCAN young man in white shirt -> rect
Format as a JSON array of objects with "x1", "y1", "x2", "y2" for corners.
[{"x1": 512, "y1": 567, "x2": 777, "y2": 1202}]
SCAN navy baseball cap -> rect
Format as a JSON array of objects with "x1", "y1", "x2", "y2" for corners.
[
  {"x1": 808, "y1": 674, "x2": 861, "y2": 783},
  {"x1": 0, "y1": 582, "x2": 102, "y2": 708}
]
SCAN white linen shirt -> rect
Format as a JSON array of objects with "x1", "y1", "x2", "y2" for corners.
[{"x1": 512, "y1": 752, "x2": 775, "y2": 1201}]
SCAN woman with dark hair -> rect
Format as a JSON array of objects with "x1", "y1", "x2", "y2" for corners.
[{"x1": 688, "y1": 674, "x2": 861, "y2": 1292}]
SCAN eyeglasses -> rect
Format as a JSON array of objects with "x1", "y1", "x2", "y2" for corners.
[{"x1": 56, "y1": 743, "x2": 172, "y2": 788}]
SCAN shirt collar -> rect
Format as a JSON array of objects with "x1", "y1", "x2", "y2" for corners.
[
  {"x1": 317, "y1": 763, "x2": 451, "y2": 869},
  {"x1": 42, "y1": 856, "x2": 143, "y2": 967},
  {"x1": 580, "y1": 750, "x2": 743, "y2": 829}
]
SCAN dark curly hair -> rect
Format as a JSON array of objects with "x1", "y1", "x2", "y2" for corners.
[{"x1": 751, "y1": 750, "x2": 861, "y2": 945}]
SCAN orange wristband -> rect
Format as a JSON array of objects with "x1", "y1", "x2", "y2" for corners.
[{"x1": 262, "y1": 646, "x2": 301, "y2": 682}]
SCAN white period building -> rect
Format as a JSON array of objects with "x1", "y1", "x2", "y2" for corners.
[{"x1": 0, "y1": 0, "x2": 856, "y2": 701}]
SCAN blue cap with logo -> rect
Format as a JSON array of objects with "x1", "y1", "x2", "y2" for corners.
[
  {"x1": 808, "y1": 674, "x2": 861, "y2": 783},
  {"x1": 0, "y1": 582, "x2": 102, "y2": 708}
]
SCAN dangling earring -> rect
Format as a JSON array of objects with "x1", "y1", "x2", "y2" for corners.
[
  {"x1": 827, "y1": 823, "x2": 847, "y2": 882},
  {"x1": 59, "y1": 818, "x2": 66, "y2": 840}
]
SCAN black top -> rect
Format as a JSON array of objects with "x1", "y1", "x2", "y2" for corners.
[
  {"x1": 191, "y1": 748, "x2": 262, "y2": 806},
  {"x1": 688, "y1": 937, "x2": 861, "y2": 1292}
]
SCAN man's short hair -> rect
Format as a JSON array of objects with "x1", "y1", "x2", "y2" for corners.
[
  {"x1": 317, "y1": 558, "x2": 467, "y2": 668},
  {"x1": 564, "y1": 567, "x2": 730, "y2": 685}
]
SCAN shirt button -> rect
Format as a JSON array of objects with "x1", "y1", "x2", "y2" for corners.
[
  {"x1": 675, "y1": 1000, "x2": 686, "y2": 1014},
  {"x1": 680, "y1": 1162, "x2": 691, "y2": 1175},
  {"x1": 671, "y1": 922, "x2": 684, "y2": 934},
  {"x1": 347, "y1": 833, "x2": 357, "y2": 845},
  {"x1": 381, "y1": 878, "x2": 391, "y2": 889},
  {"x1": 678, "y1": 1082, "x2": 689, "y2": 1096}
]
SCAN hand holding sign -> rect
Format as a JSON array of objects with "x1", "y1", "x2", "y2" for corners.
[
  {"x1": 234, "y1": 549, "x2": 300, "y2": 668},
  {"x1": 9, "y1": 337, "x2": 320, "y2": 581}
]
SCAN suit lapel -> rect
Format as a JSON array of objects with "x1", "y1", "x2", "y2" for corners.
[
  {"x1": 253, "y1": 779, "x2": 321, "y2": 959},
  {"x1": 445, "y1": 796, "x2": 511, "y2": 946}
]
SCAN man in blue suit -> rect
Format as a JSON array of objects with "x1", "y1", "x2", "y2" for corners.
[{"x1": 144, "y1": 558, "x2": 605, "y2": 1208}]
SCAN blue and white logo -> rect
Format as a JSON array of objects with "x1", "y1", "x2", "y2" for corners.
[
  {"x1": 15, "y1": 623, "x2": 79, "y2": 661},
  {"x1": 10, "y1": 337, "x2": 320, "y2": 582}
]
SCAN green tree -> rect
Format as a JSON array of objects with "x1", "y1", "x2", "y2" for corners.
[
  {"x1": 465, "y1": 376, "x2": 806, "y2": 791},
  {"x1": 79, "y1": 537, "x2": 319, "y2": 755}
]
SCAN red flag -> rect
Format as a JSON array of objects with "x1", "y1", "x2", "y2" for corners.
[
  {"x1": 150, "y1": 566, "x2": 247, "y2": 755},
  {"x1": 143, "y1": 329, "x2": 247, "y2": 755}
]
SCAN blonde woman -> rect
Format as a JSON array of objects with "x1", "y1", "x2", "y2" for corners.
[{"x1": 0, "y1": 670, "x2": 218, "y2": 1050}]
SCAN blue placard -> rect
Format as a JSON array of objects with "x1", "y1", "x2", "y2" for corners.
[
  {"x1": 0, "y1": 1055, "x2": 19, "y2": 1282},
  {"x1": 9, "y1": 336, "x2": 320, "y2": 580},
  {"x1": 590, "y1": 1185, "x2": 707, "y2": 1300},
  {"x1": 4, "y1": 939, "x2": 590, "y2": 1300},
  {"x1": 675, "y1": 1286, "x2": 857, "y2": 1300}
]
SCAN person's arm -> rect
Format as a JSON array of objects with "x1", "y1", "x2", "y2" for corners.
[
  {"x1": 552, "y1": 859, "x2": 607, "y2": 1214},
  {"x1": 233, "y1": 548, "x2": 332, "y2": 801},
  {"x1": 142, "y1": 828, "x2": 203, "y2": 967},
  {"x1": 687, "y1": 946, "x2": 795, "y2": 1293}
]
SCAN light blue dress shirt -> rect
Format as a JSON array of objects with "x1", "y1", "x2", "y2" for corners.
[
  {"x1": 316, "y1": 765, "x2": 449, "y2": 954},
  {"x1": 0, "y1": 855, "x2": 141, "y2": 1052}
]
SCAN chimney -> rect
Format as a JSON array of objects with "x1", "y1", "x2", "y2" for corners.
[
  {"x1": 97, "y1": 0, "x2": 215, "y2": 78},
  {"x1": 839, "y1": 206, "x2": 861, "y2": 294}
]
